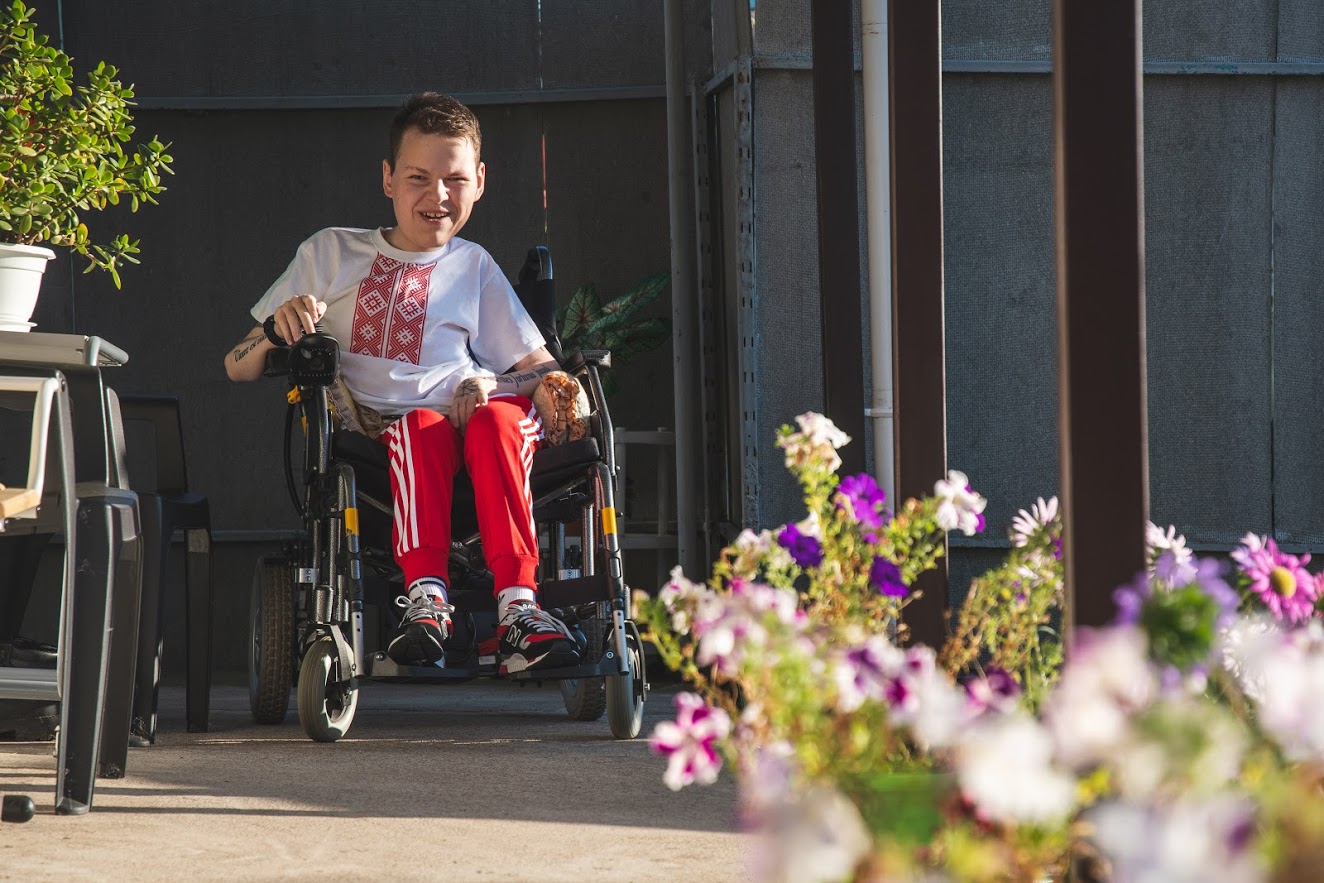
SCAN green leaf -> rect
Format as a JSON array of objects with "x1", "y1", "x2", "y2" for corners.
[{"x1": 559, "y1": 283, "x2": 601, "y2": 343}]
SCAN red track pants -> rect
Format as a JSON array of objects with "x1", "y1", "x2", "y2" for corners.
[{"x1": 379, "y1": 395, "x2": 543, "y2": 594}]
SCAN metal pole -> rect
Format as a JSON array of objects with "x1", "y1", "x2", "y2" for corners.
[
  {"x1": 810, "y1": 0, "x2": 866, "y2": 476},
  {"x1": 1052, "y1": 0, "x2": 1149, "y2": 630},
  {"x1": 888, "y1": 0, "x2": 948, "y2": 648},
  {"x1": 663, "y1": 0, "x2": 701, "y2": 578},
  {"x1": 860, "y1": 0, "x2": 896, "y2": 507}
]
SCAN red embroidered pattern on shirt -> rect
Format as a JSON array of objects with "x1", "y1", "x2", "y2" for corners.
[{"x1": 350, "y1": 255, "x2": 432, "y2": 364}]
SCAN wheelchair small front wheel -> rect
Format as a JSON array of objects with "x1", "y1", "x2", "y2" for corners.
[
  {"x1": 606, "y1": 630, "x2": 646, "y2": 739},
  {"x1": 297, "y1": 637, "x2": 358, "y2": 743}
]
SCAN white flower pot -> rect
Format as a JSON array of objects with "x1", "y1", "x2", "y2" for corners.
[{"x1": 0, "y1": 242, "x2": 56, "y2": 332}]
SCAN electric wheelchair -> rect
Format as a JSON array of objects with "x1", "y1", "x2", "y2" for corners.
[{"x1": 246, "y1": 247, "x2": 648, "y2": 742}]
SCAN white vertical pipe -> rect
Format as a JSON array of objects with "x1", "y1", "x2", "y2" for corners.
[
  {"x1": 663, "y1": 0, "x2": 700, "y2": 577},
  {"x1": 861, "y1": 0, "x2": 896, "y2": 505}
]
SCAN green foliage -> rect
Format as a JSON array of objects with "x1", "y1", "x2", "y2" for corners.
[
  {"x1": 555, "y1": 272, "x2": 671, "y2": 391},
  {"x1": 0, "y1": 0, "x2": 173, "y2": 287}
]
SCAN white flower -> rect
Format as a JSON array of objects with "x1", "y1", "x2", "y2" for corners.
[
  {"x1": 1238, "y1": 620, "x2": 1324, "y2": 762},
  {"x1": 649, "y1": 693, "x2": 731, "y2": 791},
  {"x1": 747, "y1": 787, "x2": 872, "y2": 883},
  {"x1": 1044, "y1": 627, "x2": 1157, "y2": 769},
  {"x1": 956, "y1": 712, "x2": 1076, "y2": 825},
  {"x1": 658, "y1": 567, "x2": 711, "y2": 635},
  {"x1": 831, "y1": 636, "x2": 905, "y2": 713},
  {"x1": 1219, "y1": 614, "x2": 1278, "y2": 703},
  {"x1": 1229, "y1": 531, "x2": 1266, "y2": 571},
  {"x1": 1010, "y1": 496, "x2": 1059, "y2": 547},
  {"x1": 1087, "y1": 796, "x2": 1263, "y2": 883},
  {"x1": 727, "y1": 529, "x2": 793, "y2": 579},
  {"x1": 777, "y1": 412, "x2": 851, "y2": 475},
  {"x1": 933, "y1": 470, "x2": 987, "y2": 536},
  {"x1": 1146, "y1": 522, "x2": 1196, "y2": 585}
]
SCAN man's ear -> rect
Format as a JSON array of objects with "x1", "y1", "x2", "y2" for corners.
[
  {"x1": 474, "y1": 161, "x2": 486, "y2": 201},
  {"x1": 382, "y1": 159, "x2": 394, "y2": 198}
]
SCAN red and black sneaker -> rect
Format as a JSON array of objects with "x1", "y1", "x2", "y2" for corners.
[
  {"x1": 497, "y1": 602, "x2": 580, "y2": 673},
  {"x1": 387, "y1": 592, "x2": 453, "y2": 666}
]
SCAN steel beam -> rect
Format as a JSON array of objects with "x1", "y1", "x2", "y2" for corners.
[
  {"x1": 888, "y1": 0, "x2": 948, "y2": 648},
  {"x1": 810, "y1": 0, "x2": 866, "y2": 476},
  {"x1": 1052, "y1": 1, "x2": 1149, "y2": 629}
]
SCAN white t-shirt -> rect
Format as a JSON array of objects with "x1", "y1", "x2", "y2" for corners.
[{"x1": 251, "y1": 227, "x2": 544, "y2": 416}]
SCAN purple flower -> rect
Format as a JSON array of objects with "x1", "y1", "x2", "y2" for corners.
[
  {"x1": 869, "y1": 556, "x2": 907, "y2": 598},
  {"x1": 835, "y1": 473, "x2": 888, "y2": 531},
  {"x1": 777, "y1": 522, "x2": 823, "y2": 569},
  {"x1": 965, "y1": 667, "x2": 1021, "y2": 715},
  {"x1": 650, "y1": 692, "x2": 731, "y2": 791}
]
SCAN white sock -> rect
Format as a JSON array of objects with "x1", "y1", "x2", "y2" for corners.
[
  {"x1": 408, "y1": 576, "x2": 449, "y2": 607},
  {"x1": 497, "y1": 586, "x2": 537, "y2": 620}
]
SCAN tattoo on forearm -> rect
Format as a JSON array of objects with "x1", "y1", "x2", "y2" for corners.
[
  {"x1": 233, "y1": 334, "x2": 263, "y2": 363},
  {"x1": 498, "y1": 364, "x2": 558, "y2": 386}
]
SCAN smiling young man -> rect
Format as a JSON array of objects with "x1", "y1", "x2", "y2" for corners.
[{"x1": 225, "y1": 93, "x2": 580, "y2": 673}]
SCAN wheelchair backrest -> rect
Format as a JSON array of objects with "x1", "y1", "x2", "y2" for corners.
[{"x1": 515, "y1": 246, "x2": 565, "y2": 365}]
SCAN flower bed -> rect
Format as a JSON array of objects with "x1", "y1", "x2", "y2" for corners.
[{"x1": 638, "y1": 413, "x2": 1324, "y2": 882}]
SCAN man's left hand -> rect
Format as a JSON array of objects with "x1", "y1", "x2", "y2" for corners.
[{"x1": 450, "y1": 376, "x2": 499, "y2": 432}]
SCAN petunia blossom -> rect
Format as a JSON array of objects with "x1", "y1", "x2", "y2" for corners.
[
  {"x1": 650, "y1": 692, "x2": 732, "y2": 791},
  {"x1": 777, "y1": 521, "x2": 823, "y2": 569},
  {"x1": 777, "y1": 412, "x2": 851, "y2": 475},
  {"x1": 933, "y1": 470, "x2": 988, "y2": 536},
  {"x1": 868, "y1": 556, "x2": 906, "y2": 598},
  {"x1": 835, "y1": 473, "x2": 888, "y2": 531}
]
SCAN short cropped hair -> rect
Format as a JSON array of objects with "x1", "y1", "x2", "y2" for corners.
[{"x1": 388, "y1": 93, "x2": 482, "y2": 169}]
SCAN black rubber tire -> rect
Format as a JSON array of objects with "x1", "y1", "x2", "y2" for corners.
[
  {"x1": 560, "y1": 607, "x2": 607, "y2": 721},
  {"x1": 248, "y1": 557, "x2": 296, "y2": 725},
  {"x1": 297, "y1": 637, "x2": 358, "y2": 743},
  {"x1": 607, "y1": 630, "x2": 646, "y2": 739}
]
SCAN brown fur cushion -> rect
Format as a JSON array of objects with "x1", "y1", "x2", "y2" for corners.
[{"x1": 532, "y1": 371, "x2": 591, "y2": 446}]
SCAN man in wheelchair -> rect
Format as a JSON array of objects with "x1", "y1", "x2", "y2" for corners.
[{"x1": 224, "y1": 93, "x2": 580, "y2": 675}]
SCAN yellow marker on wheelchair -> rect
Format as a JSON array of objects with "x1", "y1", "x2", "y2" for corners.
[
  {"x1": 343, "y1": 507, "x2": 359, "y2": 537},
  {"x1": 601, "y1": 505, "x2": 617, "y2": 538},
  {"x1": 286, "y1": 387, "x2": 302, "y2": 404}
]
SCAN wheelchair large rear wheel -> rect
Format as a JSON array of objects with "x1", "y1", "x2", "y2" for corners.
[
  {"x1": 606, "y1": 629, "x2": 646, "y2": 739},
  {"x1": 297, "y1": 637, "x2": 358, "y2": 742},
  {"x1": 248, "y1": 557, "x2": 296, "y2": 724},
  {"x1": 560, "y1": 609, "x2": 606, "y2": 721}
]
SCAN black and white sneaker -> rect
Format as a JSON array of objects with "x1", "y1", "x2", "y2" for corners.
[
  {"x1": 497, "y1": 602, "x2": 581, "y2": 674},
  {"x1": 387, "y1": 589, "x2": 454, "y2": 666}
]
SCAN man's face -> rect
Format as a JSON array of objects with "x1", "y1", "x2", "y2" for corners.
[{"x1": 382, "y1": 129, "x2": 485, "y2": 252}]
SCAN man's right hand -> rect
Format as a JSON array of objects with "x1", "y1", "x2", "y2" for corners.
[{"x1": 270, "y1": 295, "x2": 328, "y2": 345}]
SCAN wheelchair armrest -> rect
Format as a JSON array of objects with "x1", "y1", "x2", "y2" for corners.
[
  {"x1": 564, "y1": 349, "x2": 611, "y2": 372},
  {"x1": 263, "y1": 347, "x2": 290, "y2": 378}
]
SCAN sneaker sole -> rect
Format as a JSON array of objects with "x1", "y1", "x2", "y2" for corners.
[
  {"x1": 387, "y1": 626, "x2": 446, "y2": 666},
  {"x1": 499, "y1": 644, "x2": 581, "y2": 675}
]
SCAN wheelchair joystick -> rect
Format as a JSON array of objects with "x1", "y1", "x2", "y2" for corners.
[{"x1": 289, "y1": 327, "x2": 339, "y2": 388}]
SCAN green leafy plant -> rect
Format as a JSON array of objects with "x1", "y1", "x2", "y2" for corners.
[
  {"x1": 0, "y1": 0, "x2": 173, "y2": 287},
  {"x1": 556, "y1": 271, "x2": 671, "y2": 392}
]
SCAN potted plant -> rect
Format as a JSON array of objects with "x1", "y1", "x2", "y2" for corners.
[
  {"x1": 0, "y1": 0, "x2": 173, "y2": 330},
  {"x1": 556, "y1": 271, "x2": 671, "y2": 395}
]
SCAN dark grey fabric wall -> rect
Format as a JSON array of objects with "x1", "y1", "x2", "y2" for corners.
[{"x1": 723, "y1": 0, "x2": 1324, "y2": 576}]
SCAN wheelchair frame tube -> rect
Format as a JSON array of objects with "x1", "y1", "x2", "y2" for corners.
[
  {"x1": 593, "y1": 461, "x2": 630, "y2": 676},
  {"x1": 332, "y1": 461, "x2": 366, "y2": 672}
]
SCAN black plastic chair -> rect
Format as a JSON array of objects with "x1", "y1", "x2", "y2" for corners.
[{"x1": 115, "y1": 395, "x2": 212, "y2": 740}]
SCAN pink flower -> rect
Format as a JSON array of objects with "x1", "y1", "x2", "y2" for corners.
[
  {"x1": 650, "y1": 693, "x2": 731, "y2": 791},
  {"x1": 1232, "y1": 534, "x2": 1319, "y2": 624}
]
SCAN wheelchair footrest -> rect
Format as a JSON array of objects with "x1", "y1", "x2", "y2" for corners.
[
  {"x1": 504, "y1": 658, "x2": 626, "y2": 682},
  {"x1": 365, "y1": 652, "x2": 493, "y2": 681},
  {"x1": 539, "y1": 573, "x2": 615, "y2": 608}
]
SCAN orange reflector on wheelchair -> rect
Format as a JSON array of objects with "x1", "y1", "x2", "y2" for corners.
[
  {"x1": 344, "y1": 507, "x2": 359, "y2": 536},
  {"x1": 286, "y1": 387, "x2": 302, "y2": 404},
  {"x1": 601, "y1": 506, "x2": 617, "y2": 537}
]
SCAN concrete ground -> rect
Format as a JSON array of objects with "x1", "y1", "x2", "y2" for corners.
[{"x1": 0, "y1": 680, "x2": 750, "y2": 882}]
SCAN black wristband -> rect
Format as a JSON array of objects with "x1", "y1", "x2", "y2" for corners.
[{"x1": 263, "y1": 315, "x2": 288, "y2": 347}]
